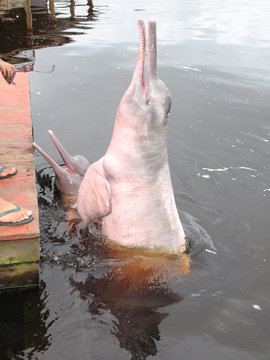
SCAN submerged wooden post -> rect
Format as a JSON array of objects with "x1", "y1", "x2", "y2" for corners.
[{"x1": 0, "y1": 72, "x2": 40, "y2": 291}]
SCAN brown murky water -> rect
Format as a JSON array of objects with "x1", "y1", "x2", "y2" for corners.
[{"x1": 1, "y1": 0, "x2": 270, "y2": 359}]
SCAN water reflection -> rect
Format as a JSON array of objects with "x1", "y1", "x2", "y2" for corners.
[
  {"x1": 70, "y1": 253, "x2": 188, "y2": 359},
  {"x1": 0, "y1": 0, "x2": 98, "y2": 63},
  {"x1": 0, "y1": 283, "x2": 50, "y2": 359}
]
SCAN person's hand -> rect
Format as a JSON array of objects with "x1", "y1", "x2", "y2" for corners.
[{"x1": 0, "y1": 59, "x2": 15, "y2": 78}]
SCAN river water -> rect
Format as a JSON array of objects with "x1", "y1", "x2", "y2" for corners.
[{"x1": 0, "y1": 0, "x2": 270, "y2": 359}]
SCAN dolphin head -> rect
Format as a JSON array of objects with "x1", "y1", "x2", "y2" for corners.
[
  {"x1": 33, "y1": 130, "x2": 89, "y2": 196},
  {"x1": 47, "y1": 130, "x2": 90, "y2": 177},
  {"x1": 118, "y1": 20, "x2": 171, "y2": 131}
]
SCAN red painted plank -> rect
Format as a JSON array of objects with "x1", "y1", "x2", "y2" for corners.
[{"x1": 0, "y1": 73, "x2": 40, "y2": 242}]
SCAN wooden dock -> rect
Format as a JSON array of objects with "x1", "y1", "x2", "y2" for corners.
[{"x1": 0, "y1": 72, "x2": 40, "y2": 291}]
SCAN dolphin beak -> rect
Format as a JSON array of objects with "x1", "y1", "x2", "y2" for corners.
[
  {"x1": 128, "y1": 20, "x2": 158, "y2": 98},
  {"x1": 128, "y1": 20, "x2": 146, "y2": 94},
  {"x1": 146, "y1": 20, "x2": 157, "y2": 81},
  {"x1": 32, "y1": 141, "x2": 69, "y2": 179},
  {"x1": 48, "y1": 130, "x2": 76, "y2": 174},
  {"x1": 137, "y1": 19, "x2": 146, "y2": 91}
]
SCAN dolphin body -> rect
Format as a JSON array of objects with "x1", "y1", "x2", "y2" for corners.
[{"x1": 34, "y1": 20, "x2": 187, "y2": 254}]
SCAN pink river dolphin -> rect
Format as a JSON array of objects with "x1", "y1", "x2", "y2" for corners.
[{"x1": 33, "y1": 20, "x2": 187, "y2": 255}]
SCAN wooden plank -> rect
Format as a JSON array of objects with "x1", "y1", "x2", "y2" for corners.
[
  {"x1": 0, "y1": 72, "x2": 40, "y2": 289},
  {"x1": 0, "y1": 238, "x2": 39, "y2": 266},
  {"x1": 0, "y1": 263, "x2": 39, "y2": 291}
]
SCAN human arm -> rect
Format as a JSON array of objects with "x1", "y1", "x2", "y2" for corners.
[{"x1": 0, "y1": 59, "x2": 15, "y2": 78}]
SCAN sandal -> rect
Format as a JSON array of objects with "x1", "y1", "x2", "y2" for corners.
[
  {"x1": 0, "y1": 204, "x2": 34, "y2": 226},
  {"x1": 0, "y1": 165, "x2": 17, "y2": 180}
]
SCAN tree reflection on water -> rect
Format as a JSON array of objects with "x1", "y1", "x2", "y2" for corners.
[{"x1": 0, "y1": 0, "x2": 98, "y2": 64}]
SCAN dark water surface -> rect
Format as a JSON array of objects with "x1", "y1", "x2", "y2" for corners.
[{"x1": 1, "y1": 0, "x2": 270, "y2": 359}]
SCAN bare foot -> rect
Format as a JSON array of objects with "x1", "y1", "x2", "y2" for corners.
[
  {"x1": 0, "y1": 196, "x2": 33, "y2": 225},
  {"x1": 0, "y1": 165, "x2": 17, "y2": 179}
]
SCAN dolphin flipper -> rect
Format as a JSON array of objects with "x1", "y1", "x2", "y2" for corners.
[{"x1": 77, "y1": 157, "x2": 111, "y2": 224}]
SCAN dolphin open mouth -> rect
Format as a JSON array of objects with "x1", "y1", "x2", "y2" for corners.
[
  {"x1": 133, "y1": 20, "x2": 157, "y2": 94},
  {"x1": 48, "y1": 130, "x2": 76, "y2": 174},
  {"x1": 129, "y1": 20, "x2": 157, "y2": 96},
  {"x1": 33, "y1": 130, "x2": 79, "y2": 177},
  {"x1": 32, "y1": 140, "x2": 67, "y2": 178}
]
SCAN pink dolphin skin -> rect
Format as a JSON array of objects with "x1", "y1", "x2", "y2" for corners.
[
  {"x1": 33, "y1": 130, "x2": 89, "y2": 196},
  {"x1": 77, "y1": 20, "x2": 187, "y2": 254}
]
